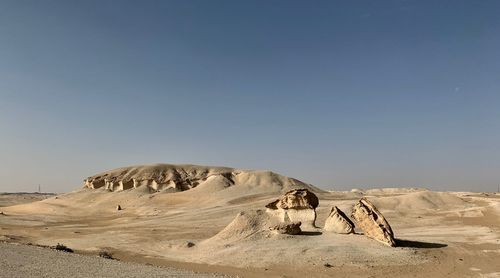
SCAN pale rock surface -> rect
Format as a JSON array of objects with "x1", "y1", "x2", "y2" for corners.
[
  {"x1": 324, "y1": 206, "x2": 355, "y2": 234},
  {"x1": 265, "y1": 188, "x2": 319, "y2": 210},
  {"x1": 270, "y1": 221, "x2": 302, "y2": 235},
  {"x1": 351, "y1": 198, "x2": 396, "y2": 247},
  {"x1": 266, "y1": 189, "x2": 319, "y2": 229},
  {"x1": 83, "y1": 164, "x2": 322, "y2": 194}
]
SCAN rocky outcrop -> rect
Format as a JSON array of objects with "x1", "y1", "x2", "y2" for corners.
[
  {"x1": 324, "y1": 206, "x2": 355, "y2": 234},
  {"x1": 270, "y1": 221, "x2": 302, "y2": 235},
  {"x1": 351, "y1": 198, "x2": 396, "y2": 247},
  {"x1": 265, "y1": 189, "x2": 319, "y2": 210},
  {"x1": 84, "y1": 165, "x2": 231, "y2": 192},
  {"x1": 266, "y1": 189, "x2": 319, "y2": 229},
  {"x1": 83, "y1": 164, "x2": 322, "y2": 193}
]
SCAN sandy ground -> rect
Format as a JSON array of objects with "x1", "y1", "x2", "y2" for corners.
[
  {"x1": 0, "y1": 192, "x2": 56, "y2": 207},
  {"x1": 1, "y1": 171, "x2": 499, "y2": 278},
  {"x1": 0, "y1": 242, "x2": 229, "y2": 278}
]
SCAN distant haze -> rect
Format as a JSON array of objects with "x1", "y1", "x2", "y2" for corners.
[{"x1": 1, "y1": 1, "x2": 499, "y2": 193}]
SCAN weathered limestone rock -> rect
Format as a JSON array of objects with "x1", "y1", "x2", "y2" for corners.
[
  {"x1": 82, "y1": 164, "x2": 323, "y2": 195},
  {"x1": 270, "y1": 221, "x2": 302, "y2": 235},
  {"x1": 119, "y1": 180, "x2": 134, "y2": 190},
  {"x1": 85, "y1": 179, "x2": 105, "y2": 189},
  {"x1": 324, "y1": 206, "x2": 355, "y2": 234},
  {"x1": 266, "y1": 189, "x2": 319, "y2": 229},
  {"x1": 351, "y1": 198, "x2": 396, "y2": 247},
  {"x1": 266, "y1": 189, "x2": 319, "y2": 210}
]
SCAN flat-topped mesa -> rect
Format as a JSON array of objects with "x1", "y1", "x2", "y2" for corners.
[
  {"x1": 83, "y1": 164, "x2": 233, "y2": 192},
  {"x1": 265, "y1": 189, "x2": 319, "y2": 229},
  {"x1": 351, "y1": 198, "x2": 396, "y2": 247},
  {"x1": 324, "y1": 206, "x2": 355, "y2": 234},
  {"x1": 83, "y1": 164, "x2": 322, "y2": 193}
]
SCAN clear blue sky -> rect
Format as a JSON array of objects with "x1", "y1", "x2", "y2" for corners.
[{"x1": 1, "y1": 0, "x2": 499, "y2": 192}]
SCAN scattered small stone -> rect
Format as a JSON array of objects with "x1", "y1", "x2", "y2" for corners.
[
  {"x1": 324, "y1": 263, "x2": 333, "y2": 268},
  {"x1": 182, "y1": 241, "x2": 195, "y2": 248},
  {"x1": 53, "y1": 243, "x2": 74, "y2": 253},
  {"x1": 98, "y1": 250, "x2": 114, "y2": 259},
  {"x1": 116, "y1": 205, "x2": 122, "y2": 211}
]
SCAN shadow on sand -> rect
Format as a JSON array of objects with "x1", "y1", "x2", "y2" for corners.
[
  {"x1": 299, "y1": 231, "x2": 323, "y2": 236},
  {"x1": 395, "y1": 239, "x2": 447, "y2": 249}
]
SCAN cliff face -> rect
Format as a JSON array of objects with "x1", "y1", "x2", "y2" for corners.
[
  {"x1": 83, "y1": 163, "x2": 322, "y2": 193},
  {"x1": 84, "y1": 164, "x2": 233, "y2": 192}
]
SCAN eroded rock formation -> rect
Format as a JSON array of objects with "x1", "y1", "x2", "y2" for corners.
[
  {"x1": 83, "y1": 164, "x2": 322, "y2": 194},
  {"x1": 270, "y1": 221, "x2": 302, "y2": 235},
  {"x1": 324, "y1": 206, "x2": 355, "y2": 234},
  {"x1": 265, "y1": 188, "x2": 319, "y2": 210},
  {"x1": 266, "y1": 189, "x2": 319, "y2": 229},
  {"x1": 84, "y1": 165, "x2": 232, "y2": 192},
  {"x1": 351, "y1": 198, "x2": 396, "y2": 247}
]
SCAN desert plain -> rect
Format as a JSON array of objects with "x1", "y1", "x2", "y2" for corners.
[{"x1": 1, "y1": 164, "x2": 499, "y2": 277}]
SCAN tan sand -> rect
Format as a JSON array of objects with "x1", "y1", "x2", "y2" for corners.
[{"x1": 1, "y1": 164, "x2": 499, "y2": 277}]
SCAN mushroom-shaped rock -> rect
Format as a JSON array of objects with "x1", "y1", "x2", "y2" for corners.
[
  {"x1": 351, "y1": 198, "x2": 396, "y2": 247},
  {"x1": 324, "y1": 206, "x2": 355, "y2": 234},
  {"x1": 266, "y1": 189, "x2": 318, "y2": 229},
  {"x1": 270, "y1": 221, "x2": 302, "y2": 235},
  {"x1": 266, "y1": 188, "x2": 319, "y2": 210}
]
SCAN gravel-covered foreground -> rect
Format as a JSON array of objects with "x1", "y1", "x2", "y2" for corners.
[{"x1": 0, "y1": 243, "x2": 229, "y2": 278}]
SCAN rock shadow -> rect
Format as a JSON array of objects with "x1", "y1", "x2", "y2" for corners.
[
  {"x1": 299, "y1": 231, "x2": 322, "y2": 236},
  {"x1": 395, "y1": 239, "x2": 447, "y2": 249}
]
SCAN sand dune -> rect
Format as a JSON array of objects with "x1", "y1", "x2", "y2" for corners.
[{"x1": 1, "y1": 164, "x2": 499, "y2": 277}]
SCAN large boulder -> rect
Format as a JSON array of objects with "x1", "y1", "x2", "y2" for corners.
[
  {"x1": 265, "y1": 189, "x2": 319, "y2": 229},
  {"x1": 351, "y1": 198, "x2": 396, "y2": 247},
  {"x1": 270, "y1": 221, "x2": 302, "y2": 235},
  {"x1": 265, "y1": 189, "x2": 319, "y2": 210},
  {"x1": 324, "y1": 206, "x2": 355, "y2": 234}
]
